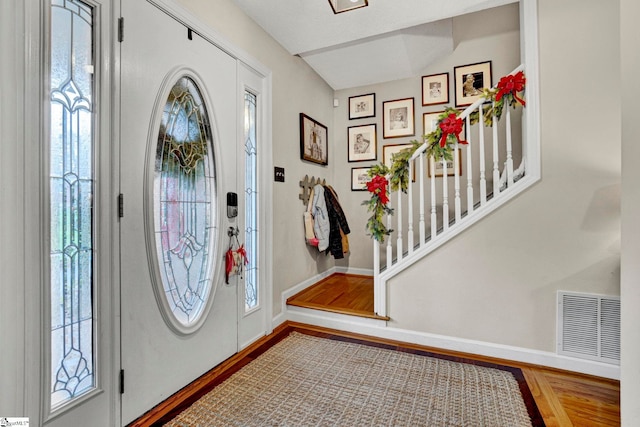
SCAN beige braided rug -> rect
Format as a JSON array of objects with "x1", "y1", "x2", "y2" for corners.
[{"x1": 165, "y1": 332, "x2": 536, "y2": 426}]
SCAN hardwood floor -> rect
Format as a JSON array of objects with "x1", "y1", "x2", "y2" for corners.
[
  {"x1": 286, "y1": 273, "x2": 389, "y2": 320},
  {"x1": 130, "y1": 274, "x2": 620, "y2": 426}
]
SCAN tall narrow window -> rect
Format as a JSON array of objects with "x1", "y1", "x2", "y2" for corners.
[
  {"x1": 152, "y1": 75, "x2": 217, "y2": 331},
  {"x1": 49, "y1": 0, "x2": 95, "y2": 408},
  {"x1": 244, "y1": 91, "x2": 258, "y2": 311}
]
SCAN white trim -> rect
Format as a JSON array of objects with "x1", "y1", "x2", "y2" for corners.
[
  {"x1": 287, "y1": 306, "x2": 388, "y2": 328},
  {"x1": 334, "y1": 266, "x2": 374, "y2": 276},
  {"x1": 262, "y1": 73, "x2": 274, "y2": 336},
  {"x1": 520, "y1": 0, "x2": 541, "y2": 182},
  {"x1": 275, "y1": 309, "x2": 620, "y2": 380}
]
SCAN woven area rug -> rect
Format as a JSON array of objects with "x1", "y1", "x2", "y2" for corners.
[{"x1": 165, "y1": 332, "x2": 539, "y2": 426}]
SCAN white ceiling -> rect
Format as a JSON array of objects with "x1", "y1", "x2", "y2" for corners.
[{"x1": 231, "y1": 0, "x2": 517, "y2": 90}]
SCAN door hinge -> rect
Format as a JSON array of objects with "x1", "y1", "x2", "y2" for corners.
[
  {"x1": 118, "y1": 193, "x2": 124, "y2": 218},
  {"x1": 120, "y1": 369, "x2": 125, "y2": 394},
  {"x1": 118, "y1": 17, "x2": 124, "y2": 42}
]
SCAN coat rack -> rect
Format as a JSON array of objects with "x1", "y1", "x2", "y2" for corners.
[{"x1": 299, "y1": 175, "x2": 326, "y2": 206}]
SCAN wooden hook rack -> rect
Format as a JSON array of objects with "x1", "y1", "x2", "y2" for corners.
[{"x1": 299, "y1": 175, "x2": 326, "y2": 206}]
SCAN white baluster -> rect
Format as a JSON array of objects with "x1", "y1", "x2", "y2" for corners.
[
  {"x1": 492, "y1": 102, "x2": 500, "y2": 196},
  {"x1": 430, "y1": 156, "x2": 437, "y2": 239},
  {"x1": 372, "y1": 239, "x2": 382, "y2": 313},
  {"x1": 418, "y1": 154, "x2": 425, "y2": 246},
  {"x1": 466, "y1": 115, "x2": 474, "y2": 215},
  {"x1": 442, "y1": 157, "x2": 449, "y2": 231},
  {"x1": 479, "y1": 105, "x2": 487, "y2": 205},
  {"x1": 407, "y1": 161, "x2": 414, "y2": 255},
  {"x1": 396, "y1": 189, "x2": 403, "y2": 261},
  {"x1": 506, "y1": 105, "x2": 514, "y2": 187},
  {"x1": 454, "y1": 142, "x2": 461, "y2": 222},
  {"x1": 386, "y1": 197, "x2": 392, "y2": 269}
]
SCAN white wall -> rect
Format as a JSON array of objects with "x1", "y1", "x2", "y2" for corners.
[
  {"x1": 620, "y1": 0, "x2": 640, "y2": 423},
  {"x1": 383, "y1": 0, "x2": 621, "y2": 353},
  {"x1": 175, "y1": 0, "x2": 337, "y2": 316}
]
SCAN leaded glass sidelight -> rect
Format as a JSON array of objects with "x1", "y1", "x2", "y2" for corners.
[
  {"x1": 49, "y1": 0, "x2": 95, "y2": 408},
  {"x1": 244, "y1": 91, "x2": 259, "y2": 311},
  {"x1": 152, "y1": 76, "x2": 216, "y2": 330}
]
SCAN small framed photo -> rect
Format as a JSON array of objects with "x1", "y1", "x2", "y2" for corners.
[
  {"x1": 300, "y1": 113, "x2": 328, "y2": 165},
  {"x1": 422, "y1": 73, "x2": 449, "y2": 106},
  {"x1": 382, "y1": 97, "x2": 415, "y2": 139},
  {"x1": 423, "y1": 111, "x2": 466, "y2": 139},
  {"x1": 423, "y1": 111, "x2": 442, "y2": 136},
  {"x1": 383, "y1": 143, "x2": 416, "y2": 181},
  {"x1": 454, "y1": 61, "x2": 492, "y2": 107},
  {"x1": 351, "y1": 167, "x2": 372, "y2": 191},
  {"x1": 348, "y1": 93, "x2": 375, "y2": 119},
  {"x1": 348, "y1": 124, "x2": 377, "y2": 162},
  {"x1": 428, "y1": 149, "x2": 463, "y2": 177}
]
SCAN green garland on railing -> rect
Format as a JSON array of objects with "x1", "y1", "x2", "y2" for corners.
[{"x1": 362, "y1": 71, "x2": 526, "y2": 243}]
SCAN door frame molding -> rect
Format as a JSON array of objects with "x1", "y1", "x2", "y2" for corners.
[{"x1": 2, "y1": 0, "x2": 121, "y2": 424}]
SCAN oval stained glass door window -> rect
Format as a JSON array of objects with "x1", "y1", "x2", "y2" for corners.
[{"x1": 151, "y1": 75, "x2": 217, "y2": 333}]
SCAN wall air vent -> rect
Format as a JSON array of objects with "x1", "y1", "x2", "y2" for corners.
[{"x1": 557, "y1": 291, "x2": 620, "y2": 365}]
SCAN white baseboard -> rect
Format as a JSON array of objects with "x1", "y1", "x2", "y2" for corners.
[
  {"x1": 272, "y1": 268, "x2": 620, "y2": 381},
  {"x1": 274, "y1": 298, "x2": 618, "y2": 381}
]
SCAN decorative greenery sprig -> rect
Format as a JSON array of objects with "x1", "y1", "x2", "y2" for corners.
[
  {"x1": 362, "y1": 71, "x2": 527, "y2": 243},
  {"x1": 361, "y1": 170, "x2": 393, "y2": 242}
]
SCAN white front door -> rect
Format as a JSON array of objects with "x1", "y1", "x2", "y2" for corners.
[{"x1": 119, "y1": 0, "x2": 239, "y2": 423}]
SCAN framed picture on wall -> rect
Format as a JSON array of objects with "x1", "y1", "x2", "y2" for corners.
[
  {"x1": 428, "y1": 149, "x2": 462, "y2": 177},
  {"x1": 299, "y1": 113, "x2": 328, "y2": 165},
  {"x1": 423, "y1": 111, "x2": 442, "y2": 136},
  {"x1": 383, "y1": 143, "x2": 416, "y2": 181},
  {"x1": 423, "y1": 111, "x2": 465, "y2": 139},
  {"x1": 422, "y1": 73, "x2": 449, "y2": 106},
  {"x1": 348, "y1": 124, "x2": 377, "y2": 162},
  {"x1": 382, "y1": 97, "x2": 415, "y2": 138},
  {"x1": 351, "y1": 167, "x2": 372, "y2": 191},
  {"x1": 348, "y1": 93, "x2": 376, "y2": 119},
  {"x1": 454, "y1": 61, "x2": 492, "y2": 107}
]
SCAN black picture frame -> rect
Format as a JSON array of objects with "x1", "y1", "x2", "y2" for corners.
[
  {"x1": 351, "y1": 167, "x2": 372, "y2": 191},
  {"x1": 422, "y1": 72, "x2": 449, "y2": 106},
  {"x1": 348, "y1": 93, "x2": 376, "y2": 119},
  {"x1": 382, "y1": 97, "x2": 415, "y2": 139},
  {"x1": 299, "y1": 113, "x2": 328, "y2": 165},
  {"x1": 347, "y1": 124, "x2": 377, "y2": 162},
  {"x1": 454, "y1": 61, "x2": 493, "y2": 107}
]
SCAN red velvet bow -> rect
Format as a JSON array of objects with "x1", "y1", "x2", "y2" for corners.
[
  {"x1": 225, "y1": 249, "x2": 234, "y2": 283},
  {"x1": 438, "y1": 113, "x2": 468, "y2": 148},
  {"x1": 496, "y1": 71, "x2": 526, "y2": 106},
  {"x1": 367, "y1": 175, "x2": 389, "y2": 205}
]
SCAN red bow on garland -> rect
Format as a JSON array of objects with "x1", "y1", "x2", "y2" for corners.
[
  {"x1": 439, "y1": 113, "x2": 468, "y2": 148},
  {"x1": 366, "y1": 175, "x2": 389, "y2": 205},
  {"x1": 496, "y1": 71, "x2": 526, "y2": 106}
]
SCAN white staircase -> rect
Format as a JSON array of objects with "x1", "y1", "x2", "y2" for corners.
[{"x1": 373, "y1": 65, "x2": 539, "y2": 317}]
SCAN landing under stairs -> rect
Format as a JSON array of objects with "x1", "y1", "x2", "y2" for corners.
[{"x1": 286, "y1": 273, "x2": 390, "y2": 321}]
